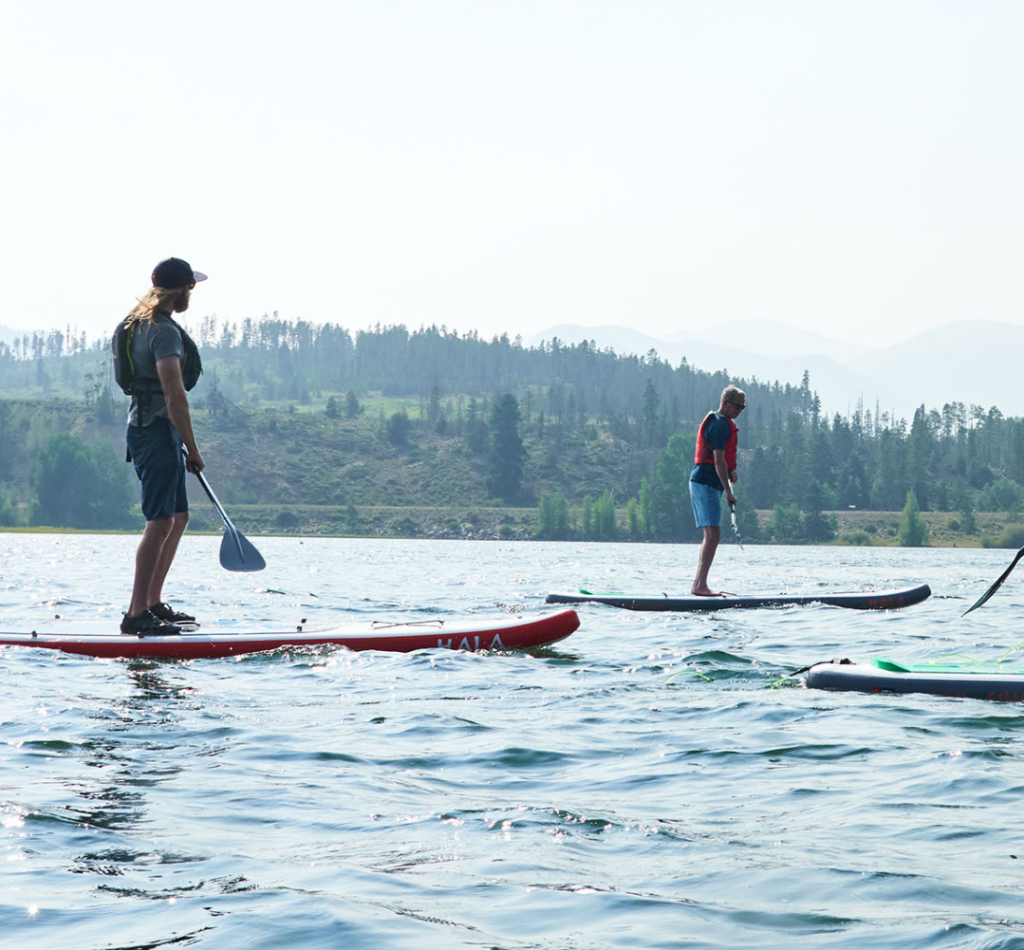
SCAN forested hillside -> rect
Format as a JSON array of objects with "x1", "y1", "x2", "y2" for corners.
[{"x1": 1, "y1": 317, "x2": 1023, "y2": 544}]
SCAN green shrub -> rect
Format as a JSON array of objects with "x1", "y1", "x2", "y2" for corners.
[
  {"x1": 392, "y1": 516, "x2": 418, "y2": 536},
  {"x1": 0, "y1": 491, "x2": 22, "y2": 527},
  {"x1": 770, "y1": 503, "x2": 803, "y2": 541},
  {"x1": 978, "y1": 478, "x2": 1024, "y2": 513},
  {"x1": 535, "y1": 491, "x2": 570, "y2": 540},
  {"x1": 31, "y1": 433, "x2": 134, "y2": 529},
  {"x1": 983, "y1": 525, "x2": 1024, "y2": 549},
  {"x1": 274, "y1": 510, "x2": 300, "y2": 530}
]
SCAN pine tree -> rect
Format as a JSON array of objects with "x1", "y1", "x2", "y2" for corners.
[
  {"x1": 535, "y1": 491, "x2": 569, "y2": 539},
  {"x1": 345, "y1": 390, "x2": 360, "y2": 418},
  {"x1": 652, "y1": 434, "x2": 697, "y2": 540},
  {"x1": 638, "y1": 476, "x2": 654, "y2": 538},
  {"x1": 802, "y1": 481, "x2": 836, "y2": 542},
  {"x1": 898, "y1": 490, "x2": 929, "y2": 546},
  {"x1": 626, "y1": 498, "x2": 642, "y2": 539},
  {"x1": 594, "y1": 491, "x2": 616, "y2": 539},
  {"x1": 641, "y1": 379, "x2": 660, "y2": 447},
  {"x1": 487, "y1": 394, "x2": 525, "y2": 503}
]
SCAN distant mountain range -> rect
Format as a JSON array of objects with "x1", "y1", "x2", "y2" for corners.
[{"x1": 528, "y1": 319, "x2": 1022, "y2": 420}]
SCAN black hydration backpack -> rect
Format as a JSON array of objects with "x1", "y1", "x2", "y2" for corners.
[{"x1": 112, "y1": 313, "x2": 202, "y2": 396}]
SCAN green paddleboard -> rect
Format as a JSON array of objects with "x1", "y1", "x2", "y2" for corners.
[{"x1": 872, "y1": 656, "x2": 1024, "y2": 676}]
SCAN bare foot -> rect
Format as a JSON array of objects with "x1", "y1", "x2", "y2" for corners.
[{"x1": 690, "y1": 588, "x2": 726, "y2": 597}]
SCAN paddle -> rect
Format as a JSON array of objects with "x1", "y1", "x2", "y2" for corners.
[
  {"x1": 182, "y1": 448, "x2": 266, "y2": 572},
  {"x1": 729, "y1": 503, "x2": 743, "y2": 550},
  {"x1": 962, "y1": 546, "x2": 1024, "y2": 616}
]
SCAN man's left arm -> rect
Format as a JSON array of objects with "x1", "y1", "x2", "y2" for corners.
[{"x1": 156, "y1": 356, "x2": 204, "y2": 474}]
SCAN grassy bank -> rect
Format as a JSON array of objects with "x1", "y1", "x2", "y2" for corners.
[
  {"x1": 829, "y1": 509, "x2": 1023, "y2": 548},
  {"x1": 8, "y1": 504, "x2": 1011, "y2": 547},
  {"x1": 199, "y1": 505, "x2": 1020, "y2": 547}
]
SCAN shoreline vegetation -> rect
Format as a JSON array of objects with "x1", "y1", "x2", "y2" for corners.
[
  {"x1": 5, "y1": 319, "x2": 1024, "y2": 549},
  {"x1": 4, "y1": 507, "x2": 1023, "y2": 548}
]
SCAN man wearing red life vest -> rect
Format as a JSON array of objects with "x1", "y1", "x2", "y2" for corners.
[{"x1": 689, "y1": 385, "x2": 746, "y2": 596}]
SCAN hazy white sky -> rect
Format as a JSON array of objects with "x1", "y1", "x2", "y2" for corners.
[{"x1": 2, "y1": 0, "x2": 1021, "y2": 349}]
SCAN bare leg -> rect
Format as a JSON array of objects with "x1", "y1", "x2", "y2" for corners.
[
  {"x1": 146, "y1": 510, "x2": 189, "y2": 609},
  {"x1": 692, "y1": 525, "x2": 722, "y2": 596},
  {"x1": 128, "y1": 516, "x2": 175, "y2": 616}
]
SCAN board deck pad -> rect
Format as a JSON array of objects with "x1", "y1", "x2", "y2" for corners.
[
  {"x1": 0, "y1": 610, "x2": 580, "y2": 660},
  {"x1": 545, "y1": 584, "x2": 931, "y2": 612},
  {"x1": 804, "y1": 658, "x2": 1024, "y2": 702},
  {"x1": 871, "y1": 656, "x2": 1024, "y2": 675}
]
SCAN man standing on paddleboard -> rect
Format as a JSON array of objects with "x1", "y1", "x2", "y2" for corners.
[
  {"x1": 689, "y1": 385, "x2": 745, "y2": 596},
  {"x1": 118, "y1": 258, "x2": 207, "y2": 635}
]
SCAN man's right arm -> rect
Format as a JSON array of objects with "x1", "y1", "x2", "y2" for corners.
[{"x1": 712, "y1": 448, "x2": 736, "y2": 506}]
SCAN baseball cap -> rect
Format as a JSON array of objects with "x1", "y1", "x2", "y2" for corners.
[{"x1": 152, "y1": 257, "x2": 208, "y2": 288}]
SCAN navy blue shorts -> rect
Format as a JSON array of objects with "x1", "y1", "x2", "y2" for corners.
[{"x1": 126, "y1": 418, "x2": 188, "y2": 521}]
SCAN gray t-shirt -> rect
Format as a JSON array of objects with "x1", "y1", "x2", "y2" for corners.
[{"x1": 127, "y1": 313, "x2": 184, "y2": 427}]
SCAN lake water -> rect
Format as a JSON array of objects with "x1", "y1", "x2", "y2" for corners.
[{"x1": 3, "y1": 535, "x2": 1024, "y2": 949}]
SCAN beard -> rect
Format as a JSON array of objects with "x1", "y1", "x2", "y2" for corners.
[{"x1": 172, "y1": 288, "x2": 191, "y2": 313}]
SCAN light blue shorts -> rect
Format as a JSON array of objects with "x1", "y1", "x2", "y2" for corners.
[{"x1": 689, "y1": 480, "x2": 722, "y2": 528}]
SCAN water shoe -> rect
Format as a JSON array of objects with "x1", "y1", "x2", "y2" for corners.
[
  {"x1": 120, "y1": 609, "x2": 182, "y2": 637},
  {"x1": 149, "y1": 602, "x2": 197, "y2": 625}
]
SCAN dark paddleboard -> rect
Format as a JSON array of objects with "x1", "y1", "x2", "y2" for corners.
[
  {"x1": 804, "y1": 657, "x2": 1024, "y2": 702},
  {"x1": 545, "y1": 584, "x2": 931, "y2": 612}
]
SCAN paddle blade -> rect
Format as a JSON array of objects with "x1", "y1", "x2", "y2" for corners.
[
  {"x1": 219, "y1": 526, "x2": 266, "y2": 572},
  {"x1": 963, "y1": 547, "x2": 1024, "y2": 616}
]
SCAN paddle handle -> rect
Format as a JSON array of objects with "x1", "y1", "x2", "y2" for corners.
[{"x1": 181, "y1": 446, "x2": 233, "y2": 531}]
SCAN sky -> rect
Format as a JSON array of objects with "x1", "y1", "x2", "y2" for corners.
[{"x1": 2, "y1": 0, "x2": 1022, "y2": 351}]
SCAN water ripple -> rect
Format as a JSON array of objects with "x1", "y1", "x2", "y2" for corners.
[{"x1": 3, "y1": 538, "x2": 1024, "y2": 947}]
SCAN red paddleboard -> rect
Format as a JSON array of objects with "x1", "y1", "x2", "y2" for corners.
[{"x1": 0, "y1": 610, "x2": 580, "y2": 660}]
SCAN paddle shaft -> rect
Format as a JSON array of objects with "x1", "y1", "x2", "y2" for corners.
[
  {"x1": 181, "y1": 447, "x2": 234, "y2": 532},
  {"x1": 180, "y1": 447, "x2": 265, "y2": 570},
  {"x1": 729, "y1": 503, "x2": 743, "y2": 550},
  {"x1": 963, "y1": 546, "x2": 1024, "y2": 616},
  {"x1": 195, "y1": 468, "x2": 234, "y2": 534}
]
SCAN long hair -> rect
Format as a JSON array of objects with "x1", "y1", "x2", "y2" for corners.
[{"x1": 126, "y1": 286, "x2": 191, "y2": 324}]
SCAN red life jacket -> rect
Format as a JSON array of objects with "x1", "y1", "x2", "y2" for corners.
[{"x1": 694, "y1": 412, "x2": 738, "y2": 470}]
